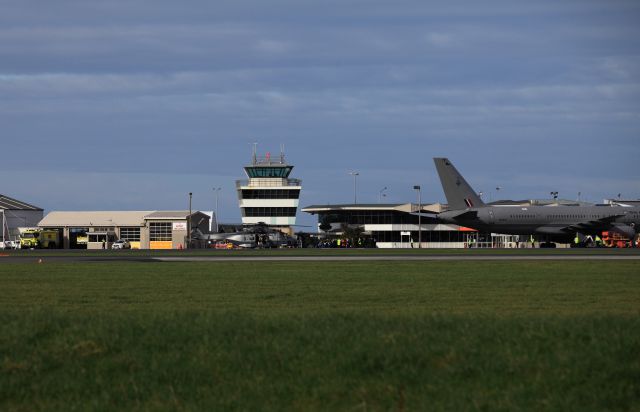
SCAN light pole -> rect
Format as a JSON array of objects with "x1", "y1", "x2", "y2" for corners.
[
  {"x1": 1, "y1": 209, "x2": 5, "y2": 244},
  {"x1": 214, "y1": 187, "x2": 221, "y2": 232},
  {"x1": 349, "y1": 171, "x2": 359, "y2": 204},
  {"x1": 413, "y1": 185, "x2": 422, "y2": 248},
  {"x1": 378, "y1": 187, "x2": 387, "y2": 203},
  {"x1": 188, "y1": 192, "x2": 192, "y2": 249}
]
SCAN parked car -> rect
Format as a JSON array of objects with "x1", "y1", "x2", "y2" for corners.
[
  {"x1": 0, "y1": 240, "x2": 19, "y2": 250},
  {"x1": 111, "y1": 239, "x2": 131, "y2": 250}
]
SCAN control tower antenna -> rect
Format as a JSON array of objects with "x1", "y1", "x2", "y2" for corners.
[
  {"x1": 280, "y1": 143, "x2": 285, "y2": 164},
  {"x1": 251, "y1": 142, "x2": 258, "y2": 165}
]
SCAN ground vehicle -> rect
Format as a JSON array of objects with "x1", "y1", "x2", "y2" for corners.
[
  {"x1": 20, "y1": 229, "x2": 60, "y2": 249},
  {"x1": 602, "y1": 231, "x2": 632, "y2": 248},
  {"x1": 76, "y1": 233, "x2": 88, "y2": 246},
  {"x1": 111, "y1": 239, "x2": 131, "y2": 250},
  {"x1": 211, "y1": 240, "x2": 237, "y2": 249}
]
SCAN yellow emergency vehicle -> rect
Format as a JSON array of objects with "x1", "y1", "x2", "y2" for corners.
[{"x1": 19, "y1": 229, "x2": 60, "y2": 249}]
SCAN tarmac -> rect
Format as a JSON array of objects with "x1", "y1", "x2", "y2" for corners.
[
  {"x1": 153, "y1": 254, "x2": 640, "y2": 262},
  {"x1": 2, "y1": 251, "x2": 640, "y2": 263}
]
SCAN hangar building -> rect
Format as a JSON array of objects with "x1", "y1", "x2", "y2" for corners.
[
  {"x1": 38, "y1": 210, "x2": 210, "y2": 249},
  {"x1": 1, "y1": 194, "x2": 44, "y2": 243}
]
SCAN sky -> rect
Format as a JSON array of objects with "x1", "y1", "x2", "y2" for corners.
[{"x1": 2, "y1": 0, "x2": 639, "y2": 228}]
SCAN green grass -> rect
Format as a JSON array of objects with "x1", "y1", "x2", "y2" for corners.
[{"x1": 1, "y1": 261, "x2": 639, "y2": 411}]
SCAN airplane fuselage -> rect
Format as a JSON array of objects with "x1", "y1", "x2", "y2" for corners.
[{"x1": 439, "y1": 205, "x2": 640, "y2": 241}]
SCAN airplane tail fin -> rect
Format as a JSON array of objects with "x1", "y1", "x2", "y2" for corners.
[{"x1": 433, "y1": 158, "x2": 485, "y2": 210}]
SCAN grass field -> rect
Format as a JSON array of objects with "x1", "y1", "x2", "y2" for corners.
[{"x1": 1, "y1": 260, "x2": 639, "y2": 411}]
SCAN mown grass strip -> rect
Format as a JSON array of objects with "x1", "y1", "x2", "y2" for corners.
[
  {"x1": 1, "y1": 261, "x2": 639, "y2": 410},
  {"x1": 1, "y1": 313, "x2": 639, "y2": 411},
  {"x1": 1, "y1": 261, "x2": 639, "y2": 316}
]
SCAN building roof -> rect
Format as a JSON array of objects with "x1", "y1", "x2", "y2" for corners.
[
  {"x1": 302, "y1": 203, "x2": 445, "y2": 214},
  {"x1": 144, "y1": 211, "x2": 208, "y2": 220},
  {"x1": 0, "y1": 194, "x2": 43, "y2": 211},
  {"x1": 39, "y1": 211, "x2": 153, "y2": 227},
  {"x1": 604, "y1": 199, "x2": 640, "y2": 207},
  {"x1": 39, "y1": 210, "x2": 212, "y2": 227}
]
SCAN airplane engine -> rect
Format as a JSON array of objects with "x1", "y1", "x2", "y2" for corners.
[{"x1": 536, "y1": 226, "x2": 567, "y2": 235}]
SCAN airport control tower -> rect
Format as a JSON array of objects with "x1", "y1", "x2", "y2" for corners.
[{"x1": 236, "y1": 145, "x2": 302, "y2": 234}]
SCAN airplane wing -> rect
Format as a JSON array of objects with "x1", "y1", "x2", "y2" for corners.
[
  {"x1": 564, "y1": 214, "x2": 624, "y2": 232},
  {"x1": 410, "y1": 212, "x2": 439, "y2": 219},
  {"x1": 448, "y1": 210, "x2": 478, "y2": 221}
]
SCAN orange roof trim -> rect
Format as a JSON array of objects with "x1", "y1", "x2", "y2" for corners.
[{"x1": 458, "y1": 226, "x2": 478, "y2": 232}]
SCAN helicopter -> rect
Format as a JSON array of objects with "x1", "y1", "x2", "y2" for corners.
[{"x1": 196, "y1": 222, "x2": 298, "y2": 249}]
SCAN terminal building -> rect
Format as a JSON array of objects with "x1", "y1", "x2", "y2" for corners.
[
  {"x1": 301, "y1": 203, "x2": 481, "y2": 248},
  {"x1": 236, "y1": 147, "x2": 302, "y2": 235},
  {"x1": 302, "y1": 199, "x2": 585, "y2": 248}
]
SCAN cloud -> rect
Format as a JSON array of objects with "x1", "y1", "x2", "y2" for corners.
[
  {"x1": 254, "y1": 39, "x2": 292, "y2": 54},
  {"x1": 425, "y1": 33, "x2": 454, "y2": 48}
]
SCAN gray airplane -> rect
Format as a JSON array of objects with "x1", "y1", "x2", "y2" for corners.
[{"x1": 434, "y1": 158, "x2": 640, "y2": 245}]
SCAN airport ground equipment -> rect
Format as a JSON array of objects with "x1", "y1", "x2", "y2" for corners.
[
  {"x1": 602, "y1": 231, "x2": 636, "y2": 248},
  {"x1": 19, "y1": 228, "x2": 60, "y2": 249},
  {"x1": 76, "y1": 233, "x2": 88, "y2": 246}
]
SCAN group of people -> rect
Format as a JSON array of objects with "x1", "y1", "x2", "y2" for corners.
[
  {"x1": 574, "y1": 234, "x2": 604, "y2": 248},
  {"x1": 316, "y1": 238, "x2": 373, "y2": 248}
]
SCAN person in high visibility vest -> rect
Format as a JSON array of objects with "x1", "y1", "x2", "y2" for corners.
[
  {"x1": 574, "y1": 234, "x2": 580, "y2": 247},
  {"x1": 595, "y1": 235, "x2": 602, "y2": 247}
]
